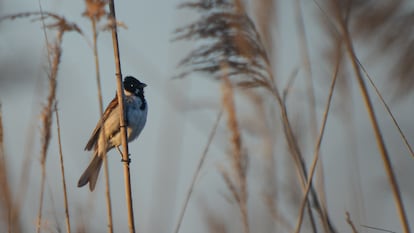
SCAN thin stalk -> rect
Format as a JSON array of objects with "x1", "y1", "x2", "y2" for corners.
[
  {"x1": 36, "y1": 170, "x2": 46, "y2": 233},
  {"x1": 345, "y1": 212, "x2": 359, "y2": 233},
  {"x1": 37, "y1": 0, "x2": 52, "y2": 68},
  {"x1": 54, "y1": 103, "x2": 71, "y2": 233},
  {"x1": 293, "y1": 1, "x2": 327, "y2": 232},
  {"x1": 332, "y1": 1, "x2": 411, "y2": 232},
  {"x1": 108, "y1": 1, "x2": 136, "y2": 232},
  {"x1": 312, "y1": 1, "x2": 368, "y2": 227},
  {"x1": 360, "y1": 225, "x2": 396, "y2": 233},
  {"x1": 35, "y1": 3, "x2": 53, "y2": 232},
  {"x1": 267, "y1": 80, "x2": 325, "y2": 233},
  {"x1": 36, "y1": 28, "x2": 62, "y2": 233},
  {"x1": 356, "y1": 60, "x2": 414, "y2": 158},
  {"x1": 91, "y1": 16, "x2": 114, "y2": 233},
  {"x1": 173, "y1": 110, "x2": 223, "y2": 233},
  {"x1": 294, "y1": 50, "x2": 340, "y2": 233},
  {"x1": 294, "y1": 1, "x2": 331, "y2": 231}
]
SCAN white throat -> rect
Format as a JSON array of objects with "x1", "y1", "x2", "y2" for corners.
[{"x1": 124, "y1": 90, "x2": 134, "y2": 96}]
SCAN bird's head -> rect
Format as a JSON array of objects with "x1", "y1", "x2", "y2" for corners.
[{"x1": 123, "y1": 76, "x2": 147, "y2": 96}]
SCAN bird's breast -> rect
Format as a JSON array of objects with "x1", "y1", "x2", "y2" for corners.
[{"x1": 126, "y1": 96, "x2": 147, "y2": 142}]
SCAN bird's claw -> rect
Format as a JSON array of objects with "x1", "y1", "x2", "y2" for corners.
[{"x1": 121, "y1": 157, "x2": 131, "y2": 164}]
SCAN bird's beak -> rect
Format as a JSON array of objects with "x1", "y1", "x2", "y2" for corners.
[{"x1": 139, "y1": 82, "x2": 147, "y2": 88}]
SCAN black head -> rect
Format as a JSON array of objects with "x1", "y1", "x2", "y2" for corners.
[{"x1": 123, "y1": 76, "x2": 147, "y2": 96}]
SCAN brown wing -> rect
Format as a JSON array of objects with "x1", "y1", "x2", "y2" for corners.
[{"x1": 84, "y1": 95, "x2": 118, "y2": 151}]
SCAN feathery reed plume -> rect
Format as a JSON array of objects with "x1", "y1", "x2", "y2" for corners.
[
  {"x1": 37, "y1": 31, "x2": 58, "y2": 233},
  {"x1": 108, "y1": 0, "x2": 136, "y2": 232},
  {"x1": 320, "y1": 0, "x2": 414, "y2": 98},
  {"x1": 83, "y1": 1, "x2": 114, "y2": 232},
  {"x1": 34, "y1": 13, "x2": 79, "y2": 233},
  {"x1": 1, "y1": 9, "x2": 79, "y2": 233},
  {"x1": 321, "y1": 0, "x2": 414, "y2": 157},
  {"x1": 54, "y1": 103, "x2": 71, "y2": 233},
  {"x1": 0, "y1": 12, "x2": 81, "y2": 33},
  {"x1": 175, "y1": 1, "x2": 337, "y2": 231},
  {"x1": 84, "y1": 0, "x2": 107, "y2": 21},
  {"x1": 350, "y1": 0, "x2": 414, "y2": 98},
  {"x1": 252, "y1": 0, "x2": 276, "y2": 56},
  {"x1": 220, "y1": 66, "x2": 249, "y2": 233},
  {"x1": 246, "y1": 7, "x2": 278, "y2": 223},
  {"x1": 174, "y1": 0, "x2": 272, "y2": 88},
  {"x1": 329, "y1": 1, "x2": 411, "y2": 232}
]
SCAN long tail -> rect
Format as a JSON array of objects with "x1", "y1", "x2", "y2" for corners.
[{"x1": 77, "y1": 153, "x2": 103, "y2": 191}]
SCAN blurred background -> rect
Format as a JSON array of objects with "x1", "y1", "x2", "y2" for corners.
[{"x1": 0, "y1": 0, "x2": 413, "y2": 232}]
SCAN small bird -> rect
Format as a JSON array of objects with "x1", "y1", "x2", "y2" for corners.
[{"x1": 78, "y1": 76, "x2": 148, "y2": 191}]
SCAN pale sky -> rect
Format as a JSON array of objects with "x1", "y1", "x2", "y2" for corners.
[{"x1": 1, "y1": 1, "x2": 413, "y2": 233}]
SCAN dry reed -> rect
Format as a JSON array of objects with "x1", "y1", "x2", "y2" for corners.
[
  {"x1": 175, "y1": 0, "x2": 337, "y2": 232},
  {"x1": 0, "y1": 15, "x2": 80, "y2": 233},
  {"x1": 220, "y1": 71, "x2": 249, "y2": 233},
  {"x1": 294, "y1": 43, "x2": 341, "y2": 233},
  {"x1": 360, "y1": 225, "x2": 396, "y2": 233},
  {"x1": 108, "y1": 0, "x2": 136, "y2": 232},
  {"x1": 330, "y1": 1, "x2": 411, "y2": 232},
  {"x1": 54, "y1": 103, "x2": 71, "y2": 233},
  {"x1": 84, "y1": 1, "x2": 114, "y2": 232},
  {"x1": 1, "y1": 1, "x2": 413, "y2": 233},
  {"x1": 356, "y1": 60, "x2": 414, "y2": 158},
  {"x1": 293, "y1": 2, "x2": 332, "y2": 231},
  {"x1": 345, "y1": 212, "x2": 359, "y2": 233},
  {"x1": 36, "y1": 15, "x2": 66, "y2": 233}
]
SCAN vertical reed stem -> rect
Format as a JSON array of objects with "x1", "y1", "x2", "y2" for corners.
[
  {"x1": 91, "y1": 16, "x2": 114, "y2": 233},
  {"x1": 54, "y1": 104, "x2": 71, "y2": 233},
  {"x1": 332, "y1": 1, "x2": 411, "y2": 232},
  {"x1": 108, "y1": 1, "x2": 136, "y2": 232}
]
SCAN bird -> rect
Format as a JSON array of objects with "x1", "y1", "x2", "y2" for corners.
[{"x1": 78, "y1": 76, "x2": 148, "y2": 191}]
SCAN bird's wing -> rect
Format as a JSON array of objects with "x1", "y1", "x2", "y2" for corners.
[{"x1": 84, "y1": 95, "x2": 118, "y2": 151}]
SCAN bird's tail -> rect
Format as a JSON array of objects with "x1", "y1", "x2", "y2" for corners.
[{"x1": 77, "y1": 153, "x2": 103, "y2": 191}]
